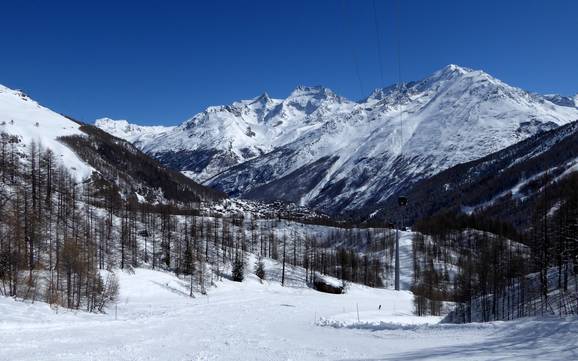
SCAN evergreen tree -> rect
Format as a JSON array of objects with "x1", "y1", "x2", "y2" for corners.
[
  {"x1": 232, "y1": 253, "x2": 244, "y2": 282},
  {"x1": 255, "y1": 257, "x2": 266, "y2": 281}
]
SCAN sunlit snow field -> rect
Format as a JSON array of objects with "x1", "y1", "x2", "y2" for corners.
[{"x1": 1, "y1": 265, "x2": 577, "y2": 361}]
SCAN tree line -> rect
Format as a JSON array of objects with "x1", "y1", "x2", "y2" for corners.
[
  {"x1": 0, "y1": 134, "x2": 118, "y2": 311},
  {"x1": 412, "y1": 173, "x2": 578, "y2": 321},
  {"x1": 0, "y1": 136, "x2": 394, "y2": 311}
]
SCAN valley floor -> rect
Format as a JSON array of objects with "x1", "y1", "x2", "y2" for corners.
[{"x1": 1, "y1": 268, "x2": 577, "y2": 361}]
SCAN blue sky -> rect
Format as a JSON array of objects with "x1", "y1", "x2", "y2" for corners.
[{"x1": 0, "y1": 0, "x2": 576, "y2": 125}]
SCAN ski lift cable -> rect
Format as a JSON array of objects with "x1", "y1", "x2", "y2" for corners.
[
  {"x1": 394, "y1": 0, "x2": 404, "y2": 149},
  {"x1": 371, "y1": 0, "x2": 385, "y2": 86},
  {"x1": 340, "y1": 0, "x2": 365, "y2": 99},
  {"x1": 393, "y1": 0, "x2": 408, "y2": 207},
  {"x1": 393, "y1": 0, "x2": 406, "y2": 292}
]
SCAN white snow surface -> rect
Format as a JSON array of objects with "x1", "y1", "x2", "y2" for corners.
[
  {"x1": 398, "y1": 231, "x2": 414, "y2": 289},
  {"x1": 0, "y1": 85, "x2": 93, "y2": 179},
  {"x1": 2, "y1": 265, "x2": 577, "y2": 360},
  {"x1": 95, "y1": 65, "x2": 578, "y2": 212},
  {"x1": 95, "y1": 117, "x2": 174, "y2": 147}
]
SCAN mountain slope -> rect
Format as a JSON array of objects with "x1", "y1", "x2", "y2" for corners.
[
  {"x1": 380, "y1": 120, "x2": 578, "y2": 228},
  {"x1": 59, "y1": 124, "x2": 225, "y2": 203},
  {"x1": 100, "y1": 86, "x2": 356, "y2": 183},
  {"x1": 95, "y1": 117, "x2": 174, "y2": 148},
  {"x1": 0, "y1": 85, "x2": 93, "y2": 179},
  {"x1": 0, "y1": 84, "x2": 224, "y2": 204},
  {"x1": 96, "y1": 65, "x2": 578, "y2": 214}
]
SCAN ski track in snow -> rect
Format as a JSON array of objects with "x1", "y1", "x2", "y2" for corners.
[{"x1": 1, "y1": 267, "x2": 577, "y2": 361}]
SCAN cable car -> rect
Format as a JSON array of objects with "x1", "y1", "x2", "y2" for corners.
[{"x1": 398, "y1": 196, "x2": 408, "y2": 207}]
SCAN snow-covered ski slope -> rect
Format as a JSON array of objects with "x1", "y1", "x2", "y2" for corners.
[{"x1": 2, "y1": 264, "x2": 577, "y2": 360}]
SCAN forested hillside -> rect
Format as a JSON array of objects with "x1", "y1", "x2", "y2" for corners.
[
  {"x1": 379, "y1": 120, "x2": 578, "y2": 228},
  {"x1": 0, "y1": 136, "x2": 398, "y2": 311},
  {"x1": 60, "y1": 123, "x2": 226, "y2": 204},
  {"x1": 409, "y1": 174, "x2": 578, "y2": 321}
]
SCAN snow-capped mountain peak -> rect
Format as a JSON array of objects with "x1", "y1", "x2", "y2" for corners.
[
  {"x1": 95, "y1": 65, "x2": 578, "y2": 214},
  {"x1": 438, "y1": 63, "x2": 473, "y2": 75},
  {"x1": 287, "y1": 85, "x2": 347, "y2": 104},
  {"x1": 95, "y1": 117, "x2": 174, "y2": 145},
  {"x1": 290, "y1": 85, "x2": 332, "y2": 97},
  {"x1": 252, "y1": 92, "x2": 272, "y2": 104}
]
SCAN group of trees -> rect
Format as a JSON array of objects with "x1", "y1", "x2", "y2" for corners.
[
  {"x1": 1, "y1": 136, "x2": 395, "y2": 311},
  {"x1": 105, "y1": 204, "x2": 391, "y2": 291},
  {"x1": 0, "y1": 136, "x2": 118, "y2": 311},
  {"x1": 412, "y1": 215, "x2": 529, "y2": 318},
  {"x1": 527, "y1": 173, "x2": 578, "y2": 317},
  {"x1": 412, "y1": 228, "x2": 529, "y2": 320},
  {"x1": 412, "y1": 173, "x2": 578, "y2": 321}
]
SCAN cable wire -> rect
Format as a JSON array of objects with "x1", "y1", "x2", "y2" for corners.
[
  {"x1": 372, "y1": 0, "x2": 385, "y2": 86},
  {"x1": 341, "y1": 0, "x2": 365, "y2": 99},
  {"x1": 394, "y1": 0, "x2": 404, "y2": 150}
]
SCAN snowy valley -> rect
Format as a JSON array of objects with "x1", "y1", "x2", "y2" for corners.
[
  {"x1": 4, "y1": 0, "x2": 578, "y2": 358},
  {"x1": 1, "y1": 66, "x2": 578, "y2": 361}
]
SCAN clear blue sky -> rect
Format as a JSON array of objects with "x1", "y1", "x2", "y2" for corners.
[{"x1": 1, "y1": 0, "x2": 576, "y2": 125}]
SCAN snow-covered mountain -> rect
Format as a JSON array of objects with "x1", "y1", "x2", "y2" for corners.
[
  {"x1": 96, "y1": 65, "x2": 578, "y2": 214},
  {"x1": 95, "y1": 117, "x2": 174, "y2": 147},
  {"x1": 0, "y1": 84, "x2": 223, "y2": 203},
  {"x1": 99, "y1": 86, "x2": 356, "y2": 182},
  {"x1": 0, "y1": 84, "x2": 94, "y2": 179},
  {"x1": 382, "y1": 119, "x2": 578, "y2": 228},
  {"x1": 543, "y1": 93, "x2": 578, "y2": 108}
]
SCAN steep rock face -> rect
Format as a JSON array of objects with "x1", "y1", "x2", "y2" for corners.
[{"x1": 96, "y1": 65, "x2": 578, "y2": 214}]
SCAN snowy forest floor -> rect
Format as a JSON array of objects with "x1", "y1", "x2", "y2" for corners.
[{"x1": 1, "y1": 267, "x2": 577, "y2": 361}]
